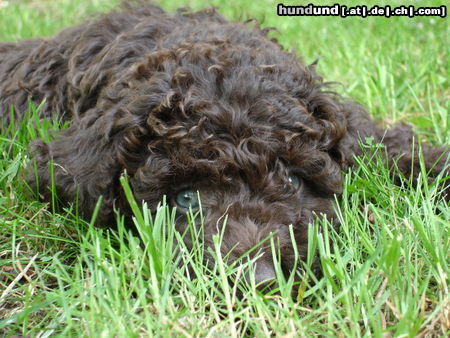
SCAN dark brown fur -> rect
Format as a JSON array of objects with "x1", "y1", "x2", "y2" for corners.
[{"x1": 1, "y1": 2, "x2": 448, "y2": 285}]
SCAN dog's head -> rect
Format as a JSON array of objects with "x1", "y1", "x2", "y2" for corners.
[{"x1": 105, "y1": 31, "x2": 350, "y2": 285}]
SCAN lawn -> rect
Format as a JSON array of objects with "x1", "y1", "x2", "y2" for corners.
[{"x1": 0, "y1": 0, "x2": 449, "y2": 336}]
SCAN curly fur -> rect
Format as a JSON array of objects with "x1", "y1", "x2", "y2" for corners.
[{"x1": 1, "y1": 2, "x2": 448, "y2": 285}]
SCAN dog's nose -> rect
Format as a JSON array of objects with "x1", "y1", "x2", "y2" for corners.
[{"x1": 254, "y1": 259, "x2": 276, "y2": 290}]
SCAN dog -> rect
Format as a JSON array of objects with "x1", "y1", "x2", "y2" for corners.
[{"x1": 0, "y1": 2, "x2": 448, "y2": 287}]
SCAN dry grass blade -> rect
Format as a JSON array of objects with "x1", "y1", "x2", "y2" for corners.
[{"x1": 0, "y1": 254, "x2": 38, "y2": 302}]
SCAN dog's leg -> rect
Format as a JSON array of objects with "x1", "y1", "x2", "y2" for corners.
[
  {"x1": 337, "y1": 103, "x2": 449, "y2": 200},
  {"x1": 380, "y1": 123, "x2": 450, "y2": 199}
]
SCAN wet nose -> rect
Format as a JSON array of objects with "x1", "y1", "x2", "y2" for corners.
[{"x1": 254, "y1": 259, "x2": 277, "y2": 290}]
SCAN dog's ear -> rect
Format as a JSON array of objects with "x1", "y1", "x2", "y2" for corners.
[{"x1": 27, "y1": 109, "x2": 147, "y2": 226}]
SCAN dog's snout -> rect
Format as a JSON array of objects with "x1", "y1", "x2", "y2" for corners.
[{"x1": 254, "y1": 259, "x2": 276, "y2": 290}]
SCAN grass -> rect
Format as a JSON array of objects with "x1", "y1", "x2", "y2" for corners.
[{"x1": 0, "y1": 0, "x2": 449, "y2": 336}]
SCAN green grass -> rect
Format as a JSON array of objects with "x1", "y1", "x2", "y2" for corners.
[{"x1": 0, "y1": 0, "x2": 449, "y2": 336}]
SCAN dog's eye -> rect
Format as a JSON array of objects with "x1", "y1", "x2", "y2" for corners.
[
  {"x1": 287, "y1": 174, "x2": 301, "y2": 189},
  {"x1": 175, "y1": 189, "x2": 200, "y2": 210}
]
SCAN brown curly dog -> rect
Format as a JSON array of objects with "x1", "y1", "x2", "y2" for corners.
[{"x1": 0, "y1": 2, "x2": 448, "y2": 286}]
